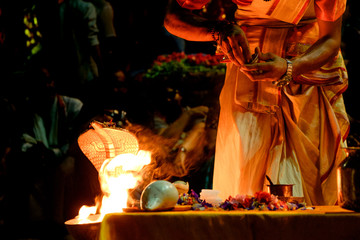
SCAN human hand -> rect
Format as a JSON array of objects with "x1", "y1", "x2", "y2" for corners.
[
  {"x1": 187, "y1": 106, "x2": 209, "y2": 119},
  {"x1": 242, "y1": 47, "x2": 288, "y2": 82},
  {"x1": 218, "y1": 24, "x2": 252, "y2": 67}
]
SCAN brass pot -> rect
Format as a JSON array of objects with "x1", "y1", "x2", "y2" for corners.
[
  {"x1": 267, "y1": 184, "x2": 294, "y2": 197},
  {"x1": 337, "y1": 147, "x2": 360, "y2": 212}
]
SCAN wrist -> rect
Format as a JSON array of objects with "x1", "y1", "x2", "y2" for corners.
[{"x1": 274, "y1": 59, "x2": 293, "y2": 87}]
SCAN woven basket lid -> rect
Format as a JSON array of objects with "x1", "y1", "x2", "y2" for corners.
[{"x1": 78, "y1": 121, "x2": 139, "y2": 171}]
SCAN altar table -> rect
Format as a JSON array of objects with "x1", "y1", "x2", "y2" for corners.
[{"x1": 99, "y1": 206, "x2": 360, "y2": 240}]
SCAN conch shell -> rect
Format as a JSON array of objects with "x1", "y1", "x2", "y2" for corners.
[{"x1": 140, "y1": 180, "x2": 179, "y2": 211}]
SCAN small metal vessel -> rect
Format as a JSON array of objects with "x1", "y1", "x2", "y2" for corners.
[{"x1": 337, "y1": 147, "x2": 360, "y2": 212}]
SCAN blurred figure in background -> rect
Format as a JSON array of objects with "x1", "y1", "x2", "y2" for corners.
[
  {"x1": 86, "y1": 0, "x2": 117, "y2": 74},
  {"x1": 4, "y1": 62, "x2": 83, "y2": 239},
  {"x1": 56, "y1": 0, "x2": 103, "y2": 104}
]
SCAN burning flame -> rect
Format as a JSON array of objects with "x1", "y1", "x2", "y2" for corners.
[
  {"x1": 99, "y1": 151, "x2": 151, "y2": 215},
  {"x1": 76, "y1": 150, "x2": 151, "y2": 223},
  {"x1": 77, "y1": 205, "x2": 98, "y2": 223}
]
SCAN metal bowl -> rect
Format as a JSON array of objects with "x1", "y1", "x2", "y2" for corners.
[
  {"x1": 65, "y1": 215, "x2": 101, "y2": 240},
  {"x1": 267, "y1": 184, "x2": 294, "y2": 197}
]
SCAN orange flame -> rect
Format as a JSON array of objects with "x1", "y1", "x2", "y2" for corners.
[
  {"x1": 99, "y1": 151, "x2": 151, "y2": 216},
  {"x1": 75, "y1": 122, "x2": 151, "y2": 222}
]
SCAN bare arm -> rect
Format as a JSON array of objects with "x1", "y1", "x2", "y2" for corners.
[
  {"x1": 164, "y1": 0, "x2": 214, "y2": 41},
  {"x1": 164, "y1": 0, "x2": 252, "y2": 65},
  {"x1": 160, "y1": 106, "x2": 208, "y2": 139},
  {"x1": 243, "y1": 17, "x2": 343, "y2": 83},
  {"x1": 292, "y1": 17, "x2": 343, "y2": 76}
]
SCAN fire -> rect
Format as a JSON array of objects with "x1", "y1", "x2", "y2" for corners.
[
  {"x1": 75, "y1": 122, "x2": 151, "y2": 223},
  {"x1": 99, "y1": 151, "x2": 151, "y2": 215},
  {"x1": 77, "y1": 205, "x2": 98, "y2": 223},
  {"x1": 76, "y1": 150, "x2": 151, "y2": 222}
]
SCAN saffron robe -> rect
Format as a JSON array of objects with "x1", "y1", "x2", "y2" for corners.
[{"x1": 177, "y1": 0, "x2": 349, "y2": 205}]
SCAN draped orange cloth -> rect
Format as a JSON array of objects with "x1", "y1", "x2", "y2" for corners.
[
  {"x1": 213, "y1": 0, "x2": 348, "y2": 206},
  {"x1": 176, "y1": 0, "x2": 346, "y2": 23},
  {"x1": 176, "y1": 0, "x2": 349, "y2": 206}
]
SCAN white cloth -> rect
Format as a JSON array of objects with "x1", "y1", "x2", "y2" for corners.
[{"x1": 22, "y1": 95, "x2": 83, "y2": 158}]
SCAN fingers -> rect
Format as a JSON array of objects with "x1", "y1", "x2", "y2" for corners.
[
  {"x1": 241, "y1": 48, "x2": 289, "y2": 82},
  {"x1": 244, "y1": 70, "x2": 275, "y2": 81},
  {"x1": 242, "y1": 56, "x2": 288, "y2": 82},
  {"x1": 220, "y1": 40, "x2": 232, "y2": 54},
  {"x1": 242, "y1": 61, "x2": 271, "y2": 71},
  {"x1": 242, "y1": 63, "x2": 273, "y2": 81},
  {"x1": 233, "y1": 31, "x2": 252, "y2": 63},
  {"x1": 228, "y1": 38, "x2": 245, "y2": 66},
  {"x1": 218, "y1": 25, "x2": 251, "y2": 67},
  {"x1": 227, "y1": 35, "x2": 252, "y2": 66},
  {"x1": 191, "y1": 106, "x2": 209, "y2": 114},
  {"x1": 188, "y1": 106, "x2": 208, "y2": 119},
  {"x1": 219, "y1": 39, "x2": 241, "y2": 66}
]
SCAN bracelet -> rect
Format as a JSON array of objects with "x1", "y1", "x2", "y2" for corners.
[
  {"x1": 273, "y1": 59, "x2": 293, "y2": 87},
  {"x1": 209, "y1": 27, "x2": 220, "y2": 42}
]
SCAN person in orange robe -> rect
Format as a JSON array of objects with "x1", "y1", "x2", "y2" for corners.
[{"x1": 164, "y1": 0, "x2": 349, "y2": 205}]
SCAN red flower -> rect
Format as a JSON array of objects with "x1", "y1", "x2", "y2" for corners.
[
  {"x1": 242, "y1": 197, "x2": 253, "y2": 209},
  {"x1": 254, "y1": 191, "x2": 272, "y2": 204}
]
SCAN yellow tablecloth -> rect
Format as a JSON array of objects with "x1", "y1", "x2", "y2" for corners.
[{"x1": 99, "y1": 206, "x2": 360, "y2": 240}]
